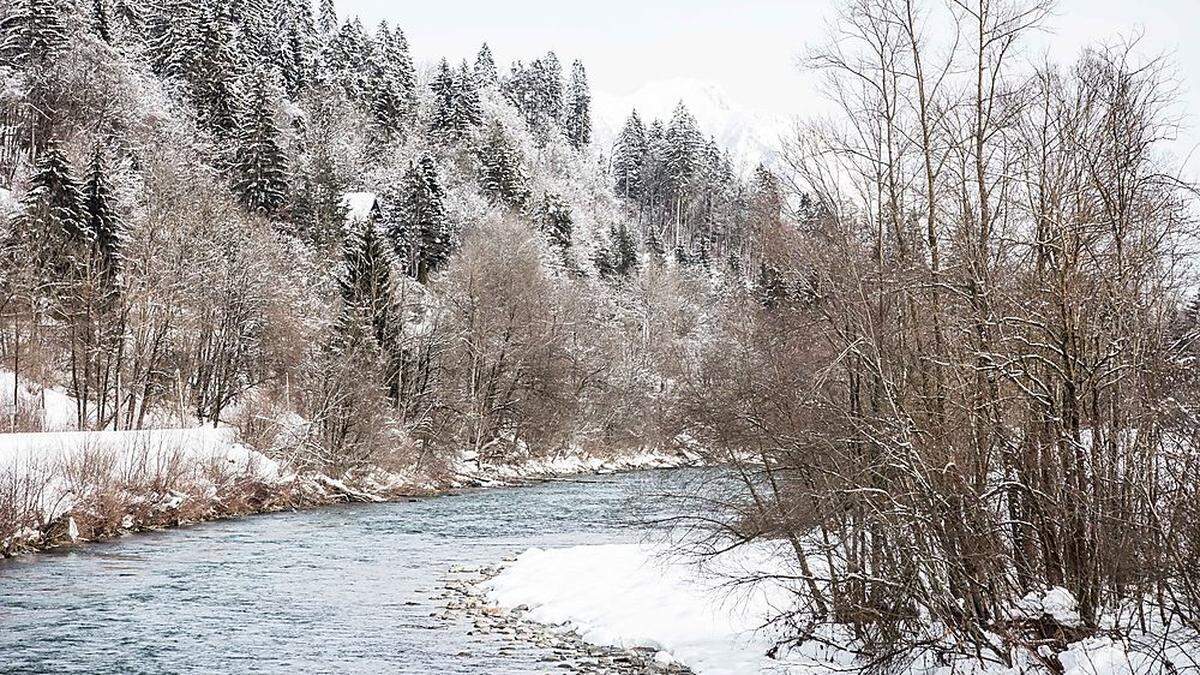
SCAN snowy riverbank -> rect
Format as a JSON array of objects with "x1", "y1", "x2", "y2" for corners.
[
  {"x1": 0, "y1": 423, "x2": 698, "y2": 557},
  {"x1": 484, "y1": 544, "x2": 1200, "y2": 675}
]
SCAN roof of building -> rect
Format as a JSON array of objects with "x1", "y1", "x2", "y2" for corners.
[{"x1": 341, "y1": 192, "x2": 380, "y2": 223}]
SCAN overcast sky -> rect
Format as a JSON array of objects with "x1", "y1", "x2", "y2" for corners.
[{"x1": 333, "y1": 0, "x2": 1200, "y2": 162}]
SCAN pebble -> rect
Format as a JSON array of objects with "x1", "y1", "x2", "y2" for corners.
[{"x1": 436, "y1": 562, "x2": 694, "y2": 674}]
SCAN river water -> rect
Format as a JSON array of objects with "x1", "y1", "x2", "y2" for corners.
[{"x1": 0, "y1": 470, "x2": 700, "y2": 674}]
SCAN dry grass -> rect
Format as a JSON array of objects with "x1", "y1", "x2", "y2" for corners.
[{"x1": 0, "y1": 439, "x2": 313, "y2": 557}]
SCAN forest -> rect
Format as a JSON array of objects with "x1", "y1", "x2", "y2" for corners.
[{"x1": 2, "y1": 0, "x2": 1200, "y2": 673}]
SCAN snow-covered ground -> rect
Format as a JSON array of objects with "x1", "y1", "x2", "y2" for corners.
[
  {"x1": 486, "y1": 544, "x2": 1200, "y2": 675},
  {"x1": 453, "y1": 445, "x2": 700, "y2": 487}
]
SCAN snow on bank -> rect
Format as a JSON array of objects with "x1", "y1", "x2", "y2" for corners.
[
  {"x1": 0, "y1": 425, "x2": 292, "y2": 554},
  {"x1": 0, "y1": 426, "x2": 280, "y2": 478},
  {"x1": 487, "y1": 544, "x2": 1200, "y2": 675},
  {"x1": 454, "y1": 444, "x2": 702, "y2": 487},
  {"x1": 486, "y1": 542, "x2": 839, "y2": 674},
  {"x1": 0, "y1": 370, "x2": 84, "y2": 431}
]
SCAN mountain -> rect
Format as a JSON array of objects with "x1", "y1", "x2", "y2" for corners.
[{"x1": 592, "y1": 78, "x2": 790, "y2": 172}]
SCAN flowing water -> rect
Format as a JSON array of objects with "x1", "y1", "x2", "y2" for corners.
[{"x1": 0, "y1": 470, "x2": 700, "y2": 674}]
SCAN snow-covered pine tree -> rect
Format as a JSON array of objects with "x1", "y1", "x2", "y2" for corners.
[
  {"x1": 0, "y1": 0, "x2": 71, "y2": 66},
  {"x1": 541, "y1": 51, "x2": 564, "y2": 126},
  {"x1": 337, "y1": 216, "x2": 393, "y2": 351},
  {"x1": 277, "y1": 0, "x2": 318, "y2": 98},
  {"x1": 189, "y1": 2, "x2": 242, "y2": 138},
  {"x1": 474, "y1": 43, "x2": 497, "y2": 87},
  {"x1": 109, "y1": 0, "x2": 143, "y2": 46},
  {"x1": 666, "y1": 102, "x2": 700, "y2": 196},
  {"x1": 614, "y1": 110, "x2": 647, "y2": 200},
  {"x1": 476, "y1": 121, "x2": 530, "y2": 208},
  {"x1": 564, "y1": 60, "x2": 590, "y2": 150},
  {"x1": 292, "y1": 145, "x2": 347, "y2": 251},
  {"x1": 383, "y1": 26, "x2": 417, "y2": 120},
  {"x1": 429, "y1": 58, "x2": 462, "y2": 142},
  {"x1": 317, "y1": 0, "x2": 337, "y2": 36},
  {"x1": 366, "y1": 22, "x2": 406, "y2": 141},
  {"x1": 91, "y1": 0, "x2": 112, "y2": 44},
  {"x1": 455, "y1": 60, "x2": 483, "y2": 129},
  {"x1": 145, "y1": 0, "x2": 201, "y2": 79},
  {"x1": 611, "y1": 223, "x2": 638, "y2": 277},
  {"x1": 323, "y1": 18, "x2": 372, "y2": 103},
  {"x1": 393, "y1": 155, "x2": 451, "y2": 284},
  {"x1": 81, "y1": 148, "x2": 124, "y2": 296},
  {"x1": 536, "y1": 192, "x2": 572, "y2": 251},
  {"x1": 12, "y1": 143, "x2": 89, "y2": 287},
  {"x1": 232, "y1": 70, "x2": 289, "y2": 215}
]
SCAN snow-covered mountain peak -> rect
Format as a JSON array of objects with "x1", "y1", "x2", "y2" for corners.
[{"x1": 592, "y1": 78, "x2": 789, "y2": 172}]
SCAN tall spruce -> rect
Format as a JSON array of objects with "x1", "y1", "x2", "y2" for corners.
[
  {"x1": 13, "y1": 143, "x2": 88, "y2": 288},
  {"x1": 614, "y1": 110, "x2": 647, "y2": 200},
  {"x1": 456, "y1": 60, "x2": 483, "y2": 128},
  {"x1": 366, "y1": 22, "x2": 406, "y2": 140},
  {"x1": 190, "y1": 2, "x2": 241, "y2": 137},
  {"x1": 476, "y1": 121, "x2": 529, "y2": 208},
  {"x1": 536, "y1": 192, "x2": 572, "y2": 251},
  {"x1": 383, "y1": 26, "x2": 417, "y2": 119},
  {"x1": 430, "y1": 58, "x2": 462, "y2": 141},
  {"x1": 0, "y1": 0, "x2": 71, "y2": 66},
  {"x1": 565, "y1": 60, "x2": 591, "y2": 149},
  {"x1": 81, "y1": 149, "x2": 123, "y2": 296},
  {"x1": 474, "y1": 43, "x2": 497, "y2": 87},
  {"x1": 317, "y1": 0, "x2": 337, "y2": 35},
  {"x1": 337, "y1": 217, "x2": 392, "y2": 351},
  {"x1": 232, "y1": 71, "x2": 289, "y2": 215},
  {"x1": 392, "y1": 156, "x2": 451, "y2": 284}
]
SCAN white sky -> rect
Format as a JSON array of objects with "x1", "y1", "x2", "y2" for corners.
[{"x1": 334, "y1": 0, "x2": 1200, "y2": 163}]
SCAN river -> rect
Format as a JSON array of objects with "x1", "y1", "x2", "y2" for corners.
[{"x1": 0, "y1": 470, "x2": 700, "y2": 674}]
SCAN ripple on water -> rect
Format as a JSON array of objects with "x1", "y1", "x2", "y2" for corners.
[{"x1": 0, "y1": 469, "x2": 704, "y2": 674}]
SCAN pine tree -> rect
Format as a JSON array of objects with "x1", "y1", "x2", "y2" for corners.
[
  {"x1": 536, "y1": 192, "x2": 572, "y2": 251},
  {"x1": 430, "y1": 58, "x2": 462, "y2": 141},
  {"x1": 476, "y1": 121, "x2": 530, "y2": 208},
  {"x1": 323, "y1": 19, "x2": 372, "y2": 103},
  {"x1": 189, "y1": 2, "x2": 241, "y2": 137},
  {"x1": 541, "y1": 52, "x2": 564, "y2": 126},
  {"x1": 666, "y1": 103, "x2": 701, "y2": 194},
  {"x1": 383, "y1": 26, "x2": 417, "y2": 119},
  {"x1": 81, "y1": 149, "x2": 124, "y2": 296},
  {"x1": 12, "y1": 143, "x2": 88, "y2": 287},
  {"x1": 109, "y1": 0, "x2": 143, "y2": 45},
  {"x1": 232, "y1": 71, "x2": 289, "y2": 215},
  {"x1": 645, "y1": 226, "x2": 665, "y2": 259},
  {"x1": 292, "y1": 143, "x2": 347, "y2": 250},
  {"x1": 91, "y1": 0, "x2": 112, "y2": 44},
  {"x1": 145, "y1": 0, "x2": 201, "y2": 79},
  {"x1": 337, "y1": 217, "x2": 393, "y2": 351},
  {"x1": 317, "y1": 0, "x2": 337, "y2": 35},
  {"x1": 276, "y1": 0, "x2": 318, "y2": 97},
  {"x1": 614, "y1": 110, "x2": 647, "y2": 200},
  {"x1": 474, "y1": 43, "x2": 497, "y2": 87},
  {"x1": 366, "y1": 22, "x2": 406, "y2": 140},
  {"x1": 565, "y1": 60, "x2": 591, "y2": 150},
  {"x1": 392, "y1": 156, "x2": 451, "y2": 284},
  {"x1": 456, "y1": 60, "x2": 483, "y2": 127},
  {"x1": 611, "y1": 223, "x2": 638, "y2": 277},
  {"x1": 0, "y1": 0, "x2": 71, "y2": 66}
]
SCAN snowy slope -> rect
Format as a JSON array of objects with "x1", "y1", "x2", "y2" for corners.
[{"x1": 592, "y1": 78, "x2": 790, "y2": 172}]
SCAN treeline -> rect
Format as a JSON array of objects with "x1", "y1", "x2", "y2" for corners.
[
  {"x1": 0, "y1": 0, "x2": 755, "y2": 481},
  {"x1": 680, "y1": 0, "x2": 1200, "y2": 670}
]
